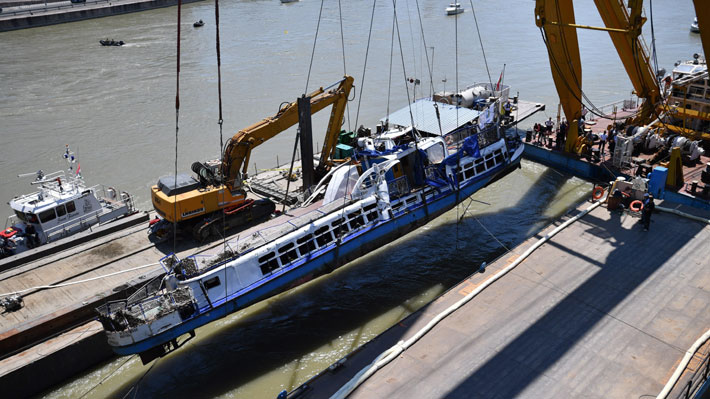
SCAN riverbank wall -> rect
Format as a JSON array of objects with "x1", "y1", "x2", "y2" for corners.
[{"x1": 0, "y1": 0, "x2": 203, "y2": 32}]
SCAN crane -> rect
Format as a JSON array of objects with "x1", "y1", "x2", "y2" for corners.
[
  {"x1": 151, "y1": 75, "x2": 354, "y2": 240},
  {"x1": 534, "y1": 0, "x2": 662, "y2": 153}
]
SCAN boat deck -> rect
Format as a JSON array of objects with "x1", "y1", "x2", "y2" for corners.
[
  {"x1": 297, "y1": 201, "x2": 710, "y2": 398},
  {"x1": 530, "y1": 109, "x2": 710, "y2": 200}
]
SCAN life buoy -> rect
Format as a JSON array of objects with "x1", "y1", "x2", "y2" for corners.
[
  {"x1": 630, "y1": 200, "x2": 644, "y2": 212},
  {"x1": 592, "y1": 186, "x2": 605, "y2": 200}
]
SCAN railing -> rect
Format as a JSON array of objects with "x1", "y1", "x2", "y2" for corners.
[
  {"x1": 387, "y1": 176, "x2": 409, "y2": 199},
  {"x1": 672, "y1": 347, "x2": 710, "y2": 399},
  {"x1": 586, "y1": 97, "x2": 639, "y2": 122}
]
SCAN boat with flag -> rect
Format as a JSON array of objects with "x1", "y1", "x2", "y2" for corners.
[
  {"x1": 1, "y1": 146, "x2": 137, "y2": 259},
  {"x1": 96, "y1": 79, "x2": 543, "y2": 363}
]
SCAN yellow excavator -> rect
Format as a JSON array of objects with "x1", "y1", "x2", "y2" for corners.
[{"x1": 151, "y1": 75, "x2": 354, "y2": 240}]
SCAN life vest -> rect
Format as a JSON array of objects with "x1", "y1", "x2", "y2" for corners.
[{"x1": 0, "y1": 227, "x2": 19, "y2": 239}]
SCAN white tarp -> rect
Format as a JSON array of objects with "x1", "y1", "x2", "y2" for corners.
[{"x1": 323, "y1": 165, "x2": 360, "y2": 205}]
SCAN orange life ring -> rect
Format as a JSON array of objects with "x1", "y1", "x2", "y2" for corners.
[
  {"x1": 630, "y1": 200, "x2": 644, "y2": 212},
  {"x1": 592, "y1": 186, "x2": 605, "y2": 200}
]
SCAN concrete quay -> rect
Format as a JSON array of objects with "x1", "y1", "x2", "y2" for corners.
[
  {"x1": 0, "y1": 0, "x2": 203, "y2": 32},
  {"x1": 297, "y1": 200, "x2": 710, "y2": 398}
]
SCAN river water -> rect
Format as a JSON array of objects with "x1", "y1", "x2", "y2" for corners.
[{"x1": 0, "y1": 0, "x2": 700, "y2": 398}]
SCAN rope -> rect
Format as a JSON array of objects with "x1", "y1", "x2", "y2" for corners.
[
  {"x1": 337, "y1": 0, "x2": 351, "y2": 131},
  {"x1": 468, "y1": 0, "x2": 493, "y2": 87},
  {"x1": 331, "y1": 200, "x2": 605, "y2": 399},
  {"x1": 354, "y1": 0, "x2": 377, "y2": 130},
  {"x1": 305, "y1": 0, "x2": 325, "y2": 94},
  {"x1": 414, "y1": 0, "x2": 434, "y2": 98},
  {"x1": 0, "y1": 262, "x2": 161, "y2": 298},
  {"x1": 173, "y1": 0, "x2": 182, "y2": 256}
]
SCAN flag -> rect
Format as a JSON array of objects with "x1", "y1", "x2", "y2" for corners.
[
  {"x1": 76, "y1": 163, "x2": 81, "y2": 176},
  {"x1": 495, "y1": 64, "x2": 506, "y2": 91}
]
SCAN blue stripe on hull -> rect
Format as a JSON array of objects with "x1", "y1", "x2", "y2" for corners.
[{"x1": 112, "y1": 154, "x2": 521, "y2": 356}]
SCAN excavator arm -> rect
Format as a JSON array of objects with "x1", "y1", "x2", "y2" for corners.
[{"x1": 221, "y1": 75, "x2": 354, "y2": 190}]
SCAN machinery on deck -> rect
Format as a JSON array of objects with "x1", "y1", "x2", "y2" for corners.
[
  {"x1": 151, "y1": 76, "x2": 354, "y2": 241},
  {"x1": 534, "y1": 0, "x2": 662, "y2": 153}
]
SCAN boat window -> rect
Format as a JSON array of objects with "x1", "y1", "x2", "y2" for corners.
[
  {"x1": 280, "y1": 249, "x2": 299, "y2": 265},
  {"x1": 203, "y1": 277, "x2": 220, "y2": 290},
  {"x1": 297, "y1": 234, "x2": 313, "y2": 244},
  {"x1": 258, "y1": 252, "x2": 275, "y2": 263},
  {"x1": 56, "y1": 204, "x2": 67, "y2": 217},
  {"x1": 316, "y1": 230, "x2": 333, "y2": 247},
  {"x1": 66, "y1": 201, "x2": 76, "y2": 214},
  {"x1": 260, "y1": 259, "x2": 280, "y2": 275},
  {"x1": 278, "y1": 242, "x2": 295, "y2": 254},
  {"x1": 298, "y1": 240, "x2": 316, "y2": 256},
  {"x1": 363, "y1": 203, "x2": 377, "y2": 212},
  {"x1": 464, "y1": 169, "x2": 474, "y2": 180},
  {"x1": 39, "y1": 209, "x2": 56, "y2": 223},
  {"x1": 494, "y1": 153, "x2": 504, "y2": 165},
  {"x1": 14, "y1": 211, "x2": 27, "y2": 222},
  {"x1": 475, "y1": 163, "x2": 486, "y2": 174},
  {"x1": 463, "y1": 162, "x2": 473, "y2": 170},
  {"x1": 366, "y1": 211, "x2": 378, "y2": 222},
  {"x1": 485, "y1": 158, "x2": 495, "y2": 169}
]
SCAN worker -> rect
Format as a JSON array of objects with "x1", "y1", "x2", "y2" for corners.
[
  {"x1": 599, "y1": 130, "x2": 608, "y2": 159},
  {"x1": 545, "y1": 117, "x2": 554, "y2": 134},
  {"x1": 641, "y1": 193, "x2": 655, "y2": 231},
  {"x1": 503, "y1": 101, "x2": 512, "y2": 121}
]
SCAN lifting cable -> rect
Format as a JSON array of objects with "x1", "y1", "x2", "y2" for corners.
[
  {"x1": 468, "y1": 0, "x2": 493, "y2": 88},
  {"x1": 385, "y1": 6, "x2": 396, "y2": 121},
  {"x1": 214, "y1": 0, "x2": 228, "y2": 255},
  {"x1": 414, "y1": 0, "x2": 435, "y2": 98},
  {"x1": 354, "y1": 0, "x2": 378, "y2": 130},
  {"x1": 173, "y1": 0, "x2": 182, "y2": 256},
  {"x1": 338, "y1": 0, "x2": 352, "y2": 131},
  {"x1": 305, "y1": 0, "x2": 325, "y2": 94},
  {"x1": 391, "y1": 0, "x2": 429, "y2": 218},
  {"x1": 214, "y1": 0, "x2": 230, "y2": 307}
]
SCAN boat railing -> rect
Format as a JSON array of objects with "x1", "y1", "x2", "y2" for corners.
[
  {"x1": 97, "y1": 286, "x2": 196, "y2": 332},
  {"x1": 669, "y1": 344, "x2": 710, "y2": 399}
]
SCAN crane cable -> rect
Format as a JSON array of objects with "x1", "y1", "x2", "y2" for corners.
[
  {"x1": 305, "y1": 0, "x2": 325, "y2": 95},
  {"x1": 173, "y1": 0, "x2": 182, "y2": 256},
  {"x1": 338, "y1": 0, "x2": 352, "y2": 131},
  {"x1": 468, "y1": 0, "x2": 493, "y2": 88},
  {"x1": 414, "y1": 0, "x2": 435, "y2": 99},
  {"x1": 354, "y1": 0, "x2": 378, "y2": 130}
]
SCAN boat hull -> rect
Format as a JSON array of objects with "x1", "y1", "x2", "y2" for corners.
[{"x1": 110, "y1": 145, "x2": 523, "y2": 356}]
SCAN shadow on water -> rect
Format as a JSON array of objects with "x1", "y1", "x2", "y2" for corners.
[
  {"x1": 102, "y1": 166, "x2": 586, "y2": 398},
  {"x1": 440, "y1": 210, "x2": 707, "y2": 397}
]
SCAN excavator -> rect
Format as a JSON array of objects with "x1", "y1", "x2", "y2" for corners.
[{"x1": 151, "y1": 75, "x2": 354, "y2": 240}]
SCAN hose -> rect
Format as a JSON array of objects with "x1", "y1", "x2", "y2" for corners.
[
  {"x1": 656, "y1": 328, "x2": 710, "y2": 399},
  {"x1": 656, "y1": 206, "x2": 710, "y2": 225},
  {"x1": 330, "y1": 199, "x2": 605, "y2": 399}
]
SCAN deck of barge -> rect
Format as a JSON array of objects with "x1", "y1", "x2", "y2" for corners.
[{"x1": 297, "y1": 200, "x2": 710, "y2": 398}]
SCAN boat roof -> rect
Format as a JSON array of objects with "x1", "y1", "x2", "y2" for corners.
[
  {"x1": 9, "y1": 178, "x2": 87, "y2": 214},
  {"x1": 382, "y1": 99, "x2": 481, "y2": 135}
]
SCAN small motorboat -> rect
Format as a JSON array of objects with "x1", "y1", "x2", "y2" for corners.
[
  {"x1": 280, "y1": 0, "x2": 299, "y2": 3},
  {"x1": 691, "y1": 17, "x2": 700, "y2": 33},
  {"x1": 193, "y1": 20, "x2": 204, "y2": 27},
  {"x1": 100, "y1": 39, "x2": 125, "y2": 46},
  {"x1": 446, "y1": 2, "x2": 464, "y2": 15}
]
